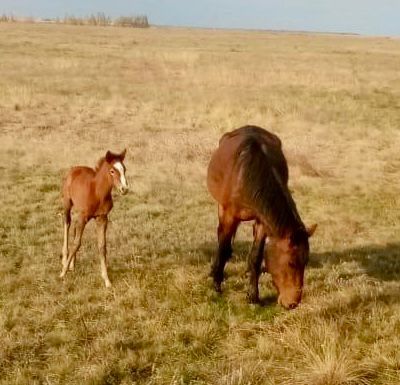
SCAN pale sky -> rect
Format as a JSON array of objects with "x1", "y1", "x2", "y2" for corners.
[{"x1": 1, "y1": 0, "x2": 399, "y2": 36}]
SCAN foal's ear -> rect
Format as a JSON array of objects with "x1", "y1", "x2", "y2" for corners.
[
  {"x1": 105, "y1": 150, "x2": 114, "y2": 163},
  {"x1": 307, "y1": 223, "x2": 318, "y2": 237},
  {"x1": 120, "y1": 148, "x2": 127, "y2": 160}
]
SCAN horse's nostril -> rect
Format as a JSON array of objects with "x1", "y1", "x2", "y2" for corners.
[{"x1": 288, "y1": 303, "x2": 297, "y2": 310}]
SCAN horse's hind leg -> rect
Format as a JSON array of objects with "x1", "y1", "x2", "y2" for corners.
[
  {"x1": 210, "y1": 205, "x2": 239, "y2": 293},
  {"x1": 60, "y1": 215, "x2": 87, "y2": 279},
  {"x1": 247, "y1": 220, "x2": 266, "y2": 304},
  {"x1": 96, "y1": 215, "x2": 112, "y2": 288},
  {"x1": 61, "y1": 204, "x2": 72, "y2": 267}
]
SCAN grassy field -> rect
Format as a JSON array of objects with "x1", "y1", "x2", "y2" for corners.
[{"x1": 1, "y1": 23, "x2": 400, "y2": 385}]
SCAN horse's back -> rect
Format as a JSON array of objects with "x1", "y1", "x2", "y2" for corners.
[
  {"x1": 219, "y1": 125, "x2": 282, "y2": 149},
  {"x1": 207, "y1": 126, "x2": 288, "y2": 210}
]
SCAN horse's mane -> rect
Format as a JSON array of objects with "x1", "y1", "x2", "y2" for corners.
[{"x1": 236, "y1": 135, "x2": 303, "y2": 237}]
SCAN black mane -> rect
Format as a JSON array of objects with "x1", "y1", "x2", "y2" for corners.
[{"x1": 236, "y1": 133, "x2": 304, "y2": 237}]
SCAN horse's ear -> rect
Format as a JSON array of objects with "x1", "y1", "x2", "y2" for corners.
[
  {"x1": 105, "y1": 150, "x2": 114, "y2": 163},
  {"x1": 307, "y1": 223, "x2": 317, "y2": 237},
  {"x1": 120, "y1": 148, "x2": 127, "y2": 160}
]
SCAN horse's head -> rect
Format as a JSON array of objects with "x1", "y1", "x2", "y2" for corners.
[
  {"x1": 265, "y1": 224, "x2": 317, "y2": 309},
  {"x1": 105, "y1": 149, "x2": 129, "y2": 195}
]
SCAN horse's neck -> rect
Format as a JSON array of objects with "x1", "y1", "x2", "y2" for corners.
[
  {"x1": 263, "y1": 182, "x2": 303, "y2": 238},
  {"x1": 94, "y1": 167, "x2": 113, "y2": 201}
]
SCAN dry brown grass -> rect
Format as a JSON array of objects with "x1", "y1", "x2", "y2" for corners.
[{"x1": 0, "y1": 23, "x2": 400, "y2": 384}]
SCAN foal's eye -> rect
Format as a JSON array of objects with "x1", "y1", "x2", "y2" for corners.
[{"x1": 110, "y1": 169, "x2": 115, "y2": 175}]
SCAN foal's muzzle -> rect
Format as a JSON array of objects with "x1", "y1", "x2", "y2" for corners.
[{"x1": 119, "y1": 186, "x2": 129, "y2": 195}]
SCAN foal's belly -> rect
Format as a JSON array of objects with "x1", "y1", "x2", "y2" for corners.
[{"x1": 71, "y1": 192, "x2": 113, "y2": 218}]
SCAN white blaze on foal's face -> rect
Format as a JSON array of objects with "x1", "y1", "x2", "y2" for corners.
[{"x1": 113, "y1": 161, "x2": 128, "y2": 194}]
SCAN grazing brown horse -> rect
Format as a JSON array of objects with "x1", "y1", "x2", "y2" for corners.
[
  {"x1": 207, "y1": 126, "x2": 316, "y2": 309},
  {"x1": 60, "y1": 149, "x2": 128, "y2": 287}
]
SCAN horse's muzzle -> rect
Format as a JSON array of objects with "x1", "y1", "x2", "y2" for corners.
[
  {"x1": 278, "y1": 290, "x2": 302, "y2": 310},
  {"x1": 278, "y1": 297, "x2": 299, "y2": 310}
]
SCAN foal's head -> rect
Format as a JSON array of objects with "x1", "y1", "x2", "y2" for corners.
[
  {"x1": 103, "y1": 149, "x2": 129, "y2": 195},
  {"x1": 265, "y1": 224, "x2": 317, "y2": 309}
]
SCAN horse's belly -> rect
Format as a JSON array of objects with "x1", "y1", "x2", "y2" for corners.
[
  {"x1": 207, "y1": 146, "x2": 234, "y2": 204},
  {"x1": 207, "y1": 140, "x2": 256, "y2": 220}
]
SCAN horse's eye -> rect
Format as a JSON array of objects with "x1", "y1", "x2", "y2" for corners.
[{"x1": 110, "y1": 169, "x2": 115, "y2": 175}]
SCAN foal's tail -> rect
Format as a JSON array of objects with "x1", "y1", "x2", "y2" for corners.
[{"x1": 61, "y1": 168, "x2": 74, "y2": 210}]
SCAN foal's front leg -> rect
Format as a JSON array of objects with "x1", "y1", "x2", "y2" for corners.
[
  {"x1": 60, "y1": 215, "x2": 87, "y2": 278},
  {"x1": 247, "y1": 220, "x2": 266, "y2": 304},
  {"x1": 96, "y1": 215, "x2": 112, "y2": 288}
]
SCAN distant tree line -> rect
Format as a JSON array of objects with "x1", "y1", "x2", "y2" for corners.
[
  {"x1": 0, "y1": 13, "x2": 150, "y2": 28},
  {"x1": 0, "y1": 14, "x2": 16, "y2": 22}
]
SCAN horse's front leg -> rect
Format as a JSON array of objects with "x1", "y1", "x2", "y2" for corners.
[
  {"x1": 96, "y1": 215, "x2": 112, "y2": 288},
  {"x1": 210, "y1": 205, "x2": 239, "y2": 293},
  {"x1": 247, "y1": 220, "x2": 266, "y2": 304}
]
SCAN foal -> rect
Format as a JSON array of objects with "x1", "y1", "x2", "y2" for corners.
[{"x1": 60, "y1": 149, "x2": 128, "y2": 287}]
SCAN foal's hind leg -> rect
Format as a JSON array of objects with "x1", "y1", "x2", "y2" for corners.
[
  {"x1": 96, "y1": 215, "x2": 112, "y2": 288},
  {"x1": 60, "y1": 215, "x2": 87, "y2": 279},
  {"x1": 68, "y1": 222, "x2": 78, "y2": 271},
  {"x1": 61, "y1": 205, "x2": 72, "y2": 267},
  {"x1": 210, "y1": 205, "x2": 239, "y2": 293},
  {"x1": 247, "y1": 220, "x2": 266, "y2": 304}
]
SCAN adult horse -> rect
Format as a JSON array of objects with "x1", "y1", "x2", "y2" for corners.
[
  {"x1": 60, "y1": 149, "x2": 128, "y2": 287},
  {"x1": 207, "y1": 126, "x2": 316, "y2": 309}
]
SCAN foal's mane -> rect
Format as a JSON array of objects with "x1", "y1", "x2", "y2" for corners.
[
  {"x1": 95, "y1": 151, "x2": 125, "y2": 172},
  {"x1": 95, "y1": 157, "x2": 107, "y2": 172},
  {"x1": 236, "y1": 135, "x2": 303, "y2": 237}
]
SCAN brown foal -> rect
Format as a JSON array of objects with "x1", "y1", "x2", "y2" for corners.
[{"x1": 60, "y1": 149, "x2": 128, "y2": 287}]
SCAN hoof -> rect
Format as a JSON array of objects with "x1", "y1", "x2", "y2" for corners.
[
  {"x1": 59, "y1": 271, "x2": 66, "y2": 279},
  {"x1": 247, "y1": 292, "x2": 260, "y2": 304},
  {"x1": 213, "y1": 281, "x2": 222, "y2": 293},
  {"x1": 104, "y1": 279, "x2": 112, "y2": 288}
]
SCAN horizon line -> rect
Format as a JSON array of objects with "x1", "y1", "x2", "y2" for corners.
[{"x1": 2, "y1": 13, "x2": 400, "y2": 38}]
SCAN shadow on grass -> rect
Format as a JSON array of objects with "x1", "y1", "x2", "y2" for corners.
[
  {"x1": 310, "y1": 242, "x2": 400, "y2": 282},
  {"x1": 196, "y1": 240, "x2": 278, "y2": 306},
  {"x1": 199, "y1": 239, "x2": 400, "y2": 282},
  {"x1": 112, "y1": 239, "x2": 400, "y2": 310},
  {"x1": 197, "y1": 239, "x2": 400, "y2": 288}
]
